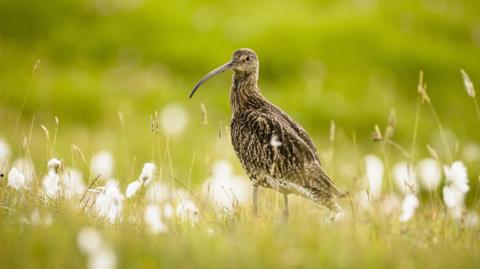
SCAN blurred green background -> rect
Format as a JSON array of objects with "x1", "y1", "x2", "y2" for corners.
[{"x1": 1, "y1": 0, "x2": 479, "y2": 185}]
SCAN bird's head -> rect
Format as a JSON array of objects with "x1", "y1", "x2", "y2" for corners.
[{"x1": 189, "y1": 48, "x2": 259, "y2": 98}]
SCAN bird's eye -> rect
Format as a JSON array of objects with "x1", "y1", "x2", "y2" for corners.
[{"x1": 245, "y1": 56, "x2": 250, "y2": 62}]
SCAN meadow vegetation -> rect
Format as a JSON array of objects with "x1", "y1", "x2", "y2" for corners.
[{"x1": 1, "y1": 0, "x2": 480, "y2": 268}]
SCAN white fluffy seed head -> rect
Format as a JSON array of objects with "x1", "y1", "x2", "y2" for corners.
[
  {"x1": 95, "y1": 180, "x2": 124, "y2": 223},
  {"x1": 91, "y1": 151, "x2": 114, "y2": 180},
  {"x1": 364, "y1": 154, "x2": 384, "y2": 199},
  {"x1": 7, "y1": 167, "x2": 27, "y2": 190},
  {"x1": 443, "y1": 185, "x2": 466, "y2": 210},
  {"x1": 161, "y1": 103, "x2": 188, "y2": 136},
  {"x1": 125, "y1": 180, "x2": 142, "y2": 198},
  {"x1": 144, "y1": 204, "x2": 168, "y2": 234},
  {"x1": 12, "y1": 158, "x2": 35, "y2": 184},
  {"x1": 77, "y1": 227, "x2": 103, "y2": 255},
  {"x1": 202, "y1": 160, "x2": 250, "y2": 213},
  {"x1": 47, "y1": 158, "x2": 62, "y2": 173},
  {"x1": 417, "y1": 158, "x2": 441, "y2": 191},
  {"x1": 43, "y1": 171, "x2": 60, "y2": 198},
  {"x1": 62, "y1": 168, "x2": 86, "y2": 199},
  {"x1": 0, "y1": 138, "x2": 10, "y2": 169},
  {"x1": 139, "y1": 162, "x2": 156, "y2": 184},
  {"x1": 392, "y1": 162, "x2": 418, "y2": 194},
  {"x1": 399, "y1": 194, "x2": 419, "y2": 222},
  {"x1": 443, "y1": 161, "x2": 469, "y2": 193}
]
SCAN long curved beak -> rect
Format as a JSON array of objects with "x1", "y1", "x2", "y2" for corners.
[{"x1": 189, "y1": 60, "x2": 234, "y2": 98}]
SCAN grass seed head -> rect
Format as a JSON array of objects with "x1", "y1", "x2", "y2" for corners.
[
  {"x1": 460, "y1": 69, "x2": 476, "y2": 98},
  {"x1": 417, "y1": 70, "x2": 430, "y2": 103}
]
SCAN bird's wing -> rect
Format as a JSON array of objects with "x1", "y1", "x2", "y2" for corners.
[
  {"x1": 267, "y1": 106, "x2": 321, "y2": 164},
  {"x1": 304, "y1": 162, "x2": 345, "y2": 198},
  {"x1": 231, "y1": 109, "x2": 319, "y2": 183},
  {"x1": 231, "y1": 108, "x2": 343, "y2": 198}
]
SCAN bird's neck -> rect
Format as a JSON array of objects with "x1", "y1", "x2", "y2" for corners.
[{"x1": 230, "y1": 71, "x2": 263, "y2": 114}]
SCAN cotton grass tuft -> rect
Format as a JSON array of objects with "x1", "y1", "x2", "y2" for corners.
[{"x1": 364, "y1": 154, "x2": 384, "y2": 199}]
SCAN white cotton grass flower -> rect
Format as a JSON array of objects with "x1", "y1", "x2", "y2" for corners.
[
  {"x1": 443, "y1": 161, "x2": 469, "y2": 193},
  {"x1": 201, "y1": 160, "x2": 250, "y2": 213},
  {"x1": 91, "y1": 151, "x2": 114, "y2": 180},
  {"x1": 442, "y1": 161, "x2": 469, "y2": 219},
  {"x1": 0, "y1": 138, "x2": 10, "y2": 171},
  {"x1": 42, "y1": 158, "x2": 63, "y2": 198},
  {"x1": 442, "y1": 186, "x2": 465, "y2": 208},
  {"x1": 160, "y1": 103, "x2": 189, "y2": 136},
  {"x1": 126, "y1": 162, "x2": 157, "y2": 198},
  {"x1": 12, "y1": 157, "x2": 35, "y2": 184},
  {"x1": 176, "y1": 198, "x2": 199, "y2": 224},
  {"x1": 77, "y1": 227, "x2": 117, "y2": 269},
  {"x1": 125, "y1": 163, "x2": 155, "y2": 198},
  {"x1": 144, "y1": 204, "x2": 168, "y2": 234},
  {"x1": 126, "y1": 180, "x2": 142, "y2": 198},
  {"x1": 399, "y1": 194, "x2": 419, "y2": 222},
  {"x1": 442, "y1": 186, "x2": 466, "y2": 219},
  {"x1": 364, "y1": 154, "x2": 384, "y2": 199},
  {"x1": 139, "y1": 162, "x2": 156, "y2": 184},
  {"x1": 62, "y1": 168, "x2": 86, "y2": 199},
  {"x1": 77, "y1": 227, "x2": 103, "y2": 255},
  {"x1": 417, "y1": 158, "x2": 442, "y2": 191},
  {"x1": 460, "y1": 69, "x2": 475, "y2": 98},
  {"x1": 7, "y1": 167, "x2": 27, "y2": 190},
  {"x1": 392, "y1": 162, "x2": 418, "y2": 194},
  {"x1": 95, "y1": 180, "x2": 124, "y2": 223},
  {"x1": 43, "y1": 171, "x2": 60, "y2": 198},
  {"x1": 47, "y1": 158, "x2": 62, "y2": 173}
]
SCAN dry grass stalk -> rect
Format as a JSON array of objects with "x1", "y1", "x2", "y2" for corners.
[
  {"x1": 417, "y1": 70, "x2": 430, "y2": 104},
  {"x1": 200, "y1": 103, "x2": 208, "y2": 125},
  {"x1": 329, "y1": 120, "x2": 336, "y2": 143}
]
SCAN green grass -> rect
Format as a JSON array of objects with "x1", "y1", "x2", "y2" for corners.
[
  {"x1": 1, "y1": 95, "x2": 480, "y2": 268},
  {"x1": 2, "y1": 0, "x2": 480, "y2": 268},
  {"x1": 1, "y1": 184, "x2": 479, "y2": 269}
]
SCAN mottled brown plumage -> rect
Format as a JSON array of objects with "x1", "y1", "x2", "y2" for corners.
[{"x1": 190, "y1": 48, "x2": 344, "y2": 218}]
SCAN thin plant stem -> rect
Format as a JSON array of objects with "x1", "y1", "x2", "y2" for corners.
[
  {"x1": 385, "y1": 139, "x2": 410, "y2": 158},
  {"x1": 409, "y1": 98, "x2": 421, "y2": 165},
  {"x1": 473, "y1": 98, "x2": 480, "y2": 128},
  {"x1": 13, "y1": 60, "x2": 40, "y2": 136},
  {"x1": 381, "y1": 142, "x2": 393, "y2": 194},
  {"x1": 427, "y1": 102, "x2": 452, "y2": 163}
]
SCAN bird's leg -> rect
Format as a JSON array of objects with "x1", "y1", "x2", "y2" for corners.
[
  {"x1": 282, "y1": 193, "x2": 289, "y2": 220},
  {"x1": 252, "y1": 185, "x2": 258, "y2": 216}
]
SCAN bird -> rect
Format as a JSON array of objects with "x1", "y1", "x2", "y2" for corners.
[{"x1": 189, "y1": 48, "x2": 345, "y2": 219}]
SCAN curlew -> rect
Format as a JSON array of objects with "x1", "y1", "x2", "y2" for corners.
[{"x1": 190, "y1": 48, "x2": 345, "y2": 219}]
